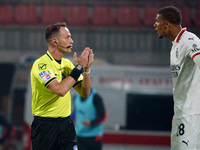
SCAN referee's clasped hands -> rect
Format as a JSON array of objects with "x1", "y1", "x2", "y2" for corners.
[{"x1": 73, "y1": 47, "x2": 94, "y2": 71}]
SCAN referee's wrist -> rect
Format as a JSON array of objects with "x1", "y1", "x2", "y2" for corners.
[
  {"x1": 69, "y1": 65, "x2": 83, "y2": 81},
  {"x1": 75, "y1": 64, "x2": 83, "y2": 72},
  {"x1": 84, "y1": 68, "x2": 90, "y2": 72},
  {"x1": 83, "y1": 68, "x2": 90, "y2": 75}
]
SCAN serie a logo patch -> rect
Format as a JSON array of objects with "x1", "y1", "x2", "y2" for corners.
[{"x1": 39, "y1": 71, "x2": 53, "y2": 82}]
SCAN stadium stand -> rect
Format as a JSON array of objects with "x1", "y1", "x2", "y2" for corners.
[
  {"x1": 42, "y1": 4, "x2": 64, "y2": 25},
  {"x1": 66, "y1": 5, "x2": 90, "y2": 26},
  {"x1": 194, "y1": 6, "x2": 200, "y2": 27},
  {"x1": 117, "y1": 5, "x2": 142, "y2": 27},
  {"x1": 143, "y1": 5, "x2": 160, "y2": 27},
  {"x1": 179, "y1": 6, "x2": 193, "y2": 27},
  {"x1": 0, "y1": 2, "x2": 197, "y2": 28},
  {"x1": 15, "y1": 4, "x2": 39, "y2": 25},
  {"x1": 0, "y1": 4, "x2": 13, "y2": 25},
  {"x1": 92, "y1": 4, "x2": 116, "y2": 27}
]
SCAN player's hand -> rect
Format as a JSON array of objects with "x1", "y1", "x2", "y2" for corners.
[{"x1": 83, "y1": 120, "x2": 91, "y2": 126}]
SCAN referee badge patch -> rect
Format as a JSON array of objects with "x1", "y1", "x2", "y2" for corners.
[
  {"x1": 39, "y1": 71, "x2": 53, "y2": 82},
  {"x1": 73, "y1": 145, "x2": 78, "y2": 150},
  {"x1": 38, "y1": 63, "x2": 47, "y2": 70}
]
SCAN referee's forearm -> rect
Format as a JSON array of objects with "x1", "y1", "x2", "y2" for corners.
[{"x1": 80, "y1": 75, "x2": 91, "y2": 98}]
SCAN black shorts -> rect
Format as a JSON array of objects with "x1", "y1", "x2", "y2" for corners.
[{"x1": 31, "y1": 116, "x2": 77, "y2": 150}]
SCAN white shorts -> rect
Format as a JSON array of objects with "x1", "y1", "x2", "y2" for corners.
[{"x1": 171, "y1": 115, "x2": 200, "y2": 150}]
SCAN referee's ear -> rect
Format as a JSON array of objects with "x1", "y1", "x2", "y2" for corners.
[{"x1": 52, "y1": 38, "x2": 58, "y2": 46}]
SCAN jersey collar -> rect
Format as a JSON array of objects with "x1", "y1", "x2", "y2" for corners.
[
  {"x1": 174, "y1": 28, "x2": 187, "y2": 43},
  {"x1": 46, "y1": 51, "x2": 63, "y2": 66},
  {"x1": 46, "y1": 51, "x2": 54, "y2": 61}
]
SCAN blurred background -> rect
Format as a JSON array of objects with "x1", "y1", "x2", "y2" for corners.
[{"x1": 0, "y1": 0, "x2": 200, "y2": 149}]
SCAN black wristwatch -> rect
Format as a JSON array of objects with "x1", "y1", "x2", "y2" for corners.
[{"x1": 75, "y1": 64, "x2": 83, "y2": 72}]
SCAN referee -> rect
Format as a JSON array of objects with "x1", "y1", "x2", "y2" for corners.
[{"x1": 30, "y1": 22, "x2": 94, "y2": 150}]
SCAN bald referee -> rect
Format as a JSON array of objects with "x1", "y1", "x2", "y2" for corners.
[{"x1": 30, "y1": 22, "x2": 94, "y2": 150}]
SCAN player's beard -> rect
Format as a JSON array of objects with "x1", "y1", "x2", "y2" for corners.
[{"x1": 158, "y1": 32, "x2": 163, "y2": 39}]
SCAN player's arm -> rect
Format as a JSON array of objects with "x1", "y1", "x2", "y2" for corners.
[
  {"x1": 90, "y1": 94, "x2": 107, "y2": 126},
  {"x1": 189, "y1": 41, "x2": 200, "y2": 69},
  {"x1": 186, "y1": 39, "x2": 200, "y2": 69},
  {"x1": 193, "y1": 55, "x2": 200, "y2": 69},
  {"x1": 83, "y1": 93, "x2": 107, "y2": 126}
]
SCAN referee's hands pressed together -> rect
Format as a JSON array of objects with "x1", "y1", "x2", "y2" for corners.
[{"x1": 73, "y1": 47, "x2": 94, "y2": 72}]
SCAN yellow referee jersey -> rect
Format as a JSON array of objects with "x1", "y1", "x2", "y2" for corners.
[{"x1": 31, "y1": 51, "x2": 82, "y2": 118}]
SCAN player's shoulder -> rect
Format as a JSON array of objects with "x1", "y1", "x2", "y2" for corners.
[
  {"x1": 180, "y1": 31, "x2": 200, "y2": 49},
  {"x1": 182, "y1": 31, "x2": 200, "y2": 42}
]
